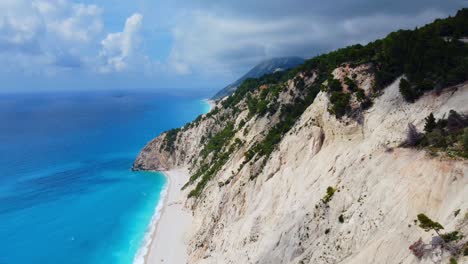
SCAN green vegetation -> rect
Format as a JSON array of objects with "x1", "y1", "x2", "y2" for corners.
[
  {"x1": 244, "y1": 78, "x2": 322, "y2": 167},
  {"x1": 411, "y1": 213, "x2": 467, "y2": 262},
  {"x1": 186, "y1": 123, "x2": 238, "y2": 198},
  {"x1": 399, "y1": 78, "x2": 416, "y2": 102},
  {"x1": 417, "y1": 213, "x2": 444, "y2": 234},
  {"x1": 424, "y1": 113, "x2": 437, "y2": 133},
  {"x1": 289, "y1": 9, "x2": 468, "y2": 104},
  {"x1": 222, "y1": 71, "x2": 287, "y2": 111},
  {"x1": 410, "y1": 111, "x2": 468, "y2": 158},
  {"x1": 201, "y1": 123, "x2": 236, "y2": 158},
  {"x1": 322, "y1": 186, "x2": 336, "y2": 204},
  {"x1": 160, "y1": 128, "x2": 180, "y2": 152},
  {"x1": 338, "y1": 214, "x2": 344, "y2": 223},
  {"x1": 344, "y1": 77, "x2": 357, "y2": 92},
  {"x1": 328, "y1": 78, "x2": 342, "y2": 92},
  {"x1": 329, "y1": 92, "x2": 351, "y2": 118},
  {"x1": 181, "y1": 9, "x2": 468, "y2": 199},
  {"x1": 440, "y1": 231, "x2": 464, "y2": 243}
]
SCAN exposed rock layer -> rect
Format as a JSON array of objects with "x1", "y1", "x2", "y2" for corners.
[{"x1": 134, "y1": 68, "x2": 468, "y2": 263}]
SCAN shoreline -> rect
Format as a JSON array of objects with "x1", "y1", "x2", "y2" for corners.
[
  {"x1": 140, "y1": 169, "x2": 192, "y2": 264},
  {"x1": 204, "y1": 98, "x2": 216, "y2": 111}
]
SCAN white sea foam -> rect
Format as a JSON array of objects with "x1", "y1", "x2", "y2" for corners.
[{"x1": 133, "y1": 183, "x2": 169, "y2": 264}]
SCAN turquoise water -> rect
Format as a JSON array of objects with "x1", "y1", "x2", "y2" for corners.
[{"x1": 0, "y1": 91, "x2": 209, "y2": 264}]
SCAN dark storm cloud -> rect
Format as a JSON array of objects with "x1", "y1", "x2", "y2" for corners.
[
  {"x1": 185, "y1": 0, "x2": 463, "y2": 19},
  {"x1": 168, "y1": 0, "x2": 465, "y2": 76}
]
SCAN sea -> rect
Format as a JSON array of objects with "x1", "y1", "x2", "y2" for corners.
[{"x1": 0, "y1": 90, "x2": 210, "y2": 264}]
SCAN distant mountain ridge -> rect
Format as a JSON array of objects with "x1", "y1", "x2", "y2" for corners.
[{"x1": 211, "y1": 57, "x2": 304, "y2": 100}]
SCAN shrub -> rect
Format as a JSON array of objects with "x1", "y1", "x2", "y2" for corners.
[
  {"x1": 344, "y1": 77, "x2": 357, "y2": 92},
  {"x1": 409, "y1": 110, "x2": 468, "y2": 157},
  {"x1": 424, "y1": 113, "x2": 437, "y2": 133},
  {"x1": 201, "y1": 123, "x2": 235, "y2": 158},
  {"x1": 440, "y1": 231, "x2": 463, "y2": 243},
  {"x1": 355, "y1": 88, "x2": 366, "y2": 102},
  {"x1": 161, "y1": 128, "x2": 181, "y2": 152},
  {"x1": 338, "y1": 214, "x2": 344, "y2": 223},
  {"x1": 329, "y1": 92, "x2": 351, "y2": 118},
  {"x1": 328, "y1": 78, "x2": 342, "y2": 92},
  {"x1": 322, "y1": 186, "x2": 336, "y2": 203},
  {"x1": 399, "y1": 78, "x2": 417, "y2": 102},
  {"x1": 415, "y1": 80, "x2": 434, "y2": 93},
  {"x1": 417, "y1": 214, "x2": 444, "y2": 234},
  {"x1": 426, "y1": 129, "x2": 447, "y2": 148}
]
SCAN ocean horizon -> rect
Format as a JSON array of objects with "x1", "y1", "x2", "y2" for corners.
[{"x1": 0, "y1": 91, "x2": 210, "y2": 264}]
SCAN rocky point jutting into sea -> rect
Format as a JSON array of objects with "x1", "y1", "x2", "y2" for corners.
[{"x1": 134, "y1": 9, "x2": 468, "y2": 264}]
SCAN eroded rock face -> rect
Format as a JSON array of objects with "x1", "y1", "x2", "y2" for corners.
[
  {"x1": 133, "y1": 137, "x2": 171, "y2": 171},
  {"x1": 134, "y1": 65, "x2": 468, "y2": 264}
]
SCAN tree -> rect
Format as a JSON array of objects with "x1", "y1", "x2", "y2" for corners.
[
  {"x1": 424, "y1": 113, "x2": 437, "y2": 133},
  {"x1": 330, "y1": 92, "x2": 351, "y2": 118},
  {"x1": 399, "y1": 78, "x2": 416, "y2": 102},
  {"x1": 344, "y1": 77, "x2": 357, "y2": 92},
  {"x1": 417, "y1": 214, "x2": 444, "y2": 235},
  {"x1": 329, "y1": 78, "x2": 343, "y2": 92},
  {"x1": 355, "y1": 88, "x2": 366, "y2": 102}
]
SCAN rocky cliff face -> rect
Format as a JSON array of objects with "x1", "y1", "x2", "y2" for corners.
[{"x1": 134, "y1": 63, "x2": 468, "y2": 263}]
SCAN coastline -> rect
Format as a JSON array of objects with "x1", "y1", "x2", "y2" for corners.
[
  {"x1": 140, "y1": 169, "x2": 192, "y2": 264},
  {"x1": 204, "y1": 98, "x2": 216, "y2": 111}
]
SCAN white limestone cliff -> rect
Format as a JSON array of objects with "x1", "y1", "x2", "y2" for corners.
[{"x1": 134, "y1": 67, "x2": 468, "y2": 264}]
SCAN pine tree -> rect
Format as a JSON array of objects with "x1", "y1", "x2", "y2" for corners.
[
  {"x1": 417, "y1": 214, "x2": 444, "y2": 235},
  {"x1": 424, "y1": 113, "x2": 437, "y2": 133}
]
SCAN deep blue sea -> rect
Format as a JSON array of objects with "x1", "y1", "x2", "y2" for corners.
[{"x1": 0, "y1": 91, "x2": 209, "y2": 264}]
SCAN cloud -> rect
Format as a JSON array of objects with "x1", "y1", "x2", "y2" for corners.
[
  {"x1": 98, "y1": 13, "x2": 145, "y2": 73},
  {"x1": 167, "y1": 0, "x2": 463, "y2": 76},
  {"x1": 0, "y1": 0, "x2": 103, "y2": 75},
  {"x1": 40, "y1": 2, "x2": 103, "y2": 43},
  {"x1": 0, "y1": 0, "x2": 464, "y2": 91}
]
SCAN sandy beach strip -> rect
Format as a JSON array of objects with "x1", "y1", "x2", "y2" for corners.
[
  {"x1": 144, "y1": 169, "x2": 192, "y2": 264},
  {"x1": 204, "y1": 98, "x2": 216, "y2": 111}
]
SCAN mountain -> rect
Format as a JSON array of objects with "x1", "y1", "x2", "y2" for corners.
[
  {"x1": 211, "y1": 57, "x2": 304, "y2": 100},
  {"x1": 134, "y1": 9, "x2": 468, "y2": 264}
]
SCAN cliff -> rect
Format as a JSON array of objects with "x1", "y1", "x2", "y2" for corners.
[{"x1": 134, "y1": 10, "x2": 468, "y2": 264}]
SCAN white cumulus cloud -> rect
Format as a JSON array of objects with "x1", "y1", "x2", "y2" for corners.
[
  {"x1": 98, "y1": 13, "x2": 145, "y2": 73},
  {"x1": 0, "y1": 0, "x2": 104, "y2": 74}
]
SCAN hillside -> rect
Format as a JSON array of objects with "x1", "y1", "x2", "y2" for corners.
[
  {"x1": 211, "y1": 57, "x2": 304, "y2": 100},
  {"x1": 134, "y1": 9, "x2": 468, "y2": 264}
]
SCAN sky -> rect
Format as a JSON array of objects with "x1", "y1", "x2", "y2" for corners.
[{"x1": 0, "y1": 0, "x2": 465, "y2": 94}]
